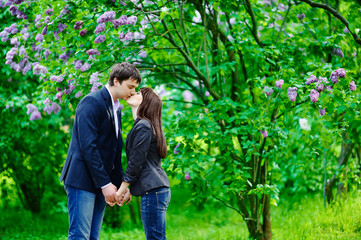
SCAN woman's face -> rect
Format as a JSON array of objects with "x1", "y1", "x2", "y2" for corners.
[{"x1": 126, "y1": 91, "x2": 143, "y2": 107}]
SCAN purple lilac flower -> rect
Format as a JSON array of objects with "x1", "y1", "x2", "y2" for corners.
[
  {"x1": 306, "y1": 75, "x2": 317, "y2": 85},
  {"x1": 94, "y1": 23, "x2": 106, "y2": 34},
  {"x1": 56, "y1": 92, "x2": 63, "y2": 103},
  {"x1": 43, "y1": 98, "x2": 51, "y2": 105},
  {"x1": 113, "y1": 15, "x2": 128, "y2": 28},
  {"x1": 75, "y1": 91, "x2": 83, "y2": 98},
  {"x1": 309, "y1": 89, "x2": 319, "y2": 103},
  {"x1": 319, "y1": 108, "x2": 326, "y2": 116},
  {"x1": 10, "y1": 37, "x2": 19, "y2": 47},
  {"x1": 35, "y1": 34, "x2": 44, "y2": 42},
  {"x1": 133, "y1": 31, "x2": 146, "y2": 40},
  {"x1": 44, "y1": 16, "x2": 50, "y2": 24},
  {"x1": 330, "y1": 71, "x2": 339, "y2": 84},
  {"x1": 59, "y1": 5, "x2": 70, "y2": 17},
  {"x1": 297, "y1": 13, "x2": 305, "y2": 21},
  {"x1": 140, "y1": 18, "x2": 149, "y2": 25},
  {"x1": 80, "y1": 63, "x2": 91, "y2": 72},
  {"x1": 43, "y1": 101, "x2": 61, "y2": 115},
  {"x1": 26, "y1": 104, "x2": 38, "y2": 114},
  {"x1": 59, "y1": 52, "x2": 68, "y2": 61},
  {"x1": 182, "y1": 90, "x2": 193, "y2": 101},
  {"x1": 9, "y1": 5, "x2": 18, "y2": 16},
  {"x1": 22, "y1": 64, "x2": 31, "y2": 75},
  {"x1": 336, "y1": 68, "x2": 346, "y2": 78},
  {"x1": 343, "y1": 27, "x2": 350, "y2": 34},
  {"x1": 45, "y1": 9, "x2": 53, "y2": 15},
  {"x1": 90, "y1": 82, "x2": 101, "y2": 92},
  {"x1": 43, "y1": 49, "x2": 51, "y2": 59},
  {"x1": 56, "y1": 23, "x2": 67, "y2": 34},
  {"x1": 50, "y1": 75, "x2": 64, "y2": 82},
  {"x1": 41, "y1": 25, "x2": 47, "y2": 35},
  {"x1": 73, "y1": 60, "x2": 83, "y2": 69},
  {"x1": 350, "y1": 81, "x2": 356, "y2": 91},
  {"x1": 127, "y1": 16, "x2": 137, "y2": 25},
  {"x1": 33, "y1": 64, "x2": 48, "y2": 75},
  {"x1": 97, "y1": 11, "x2": 115, "y2": 23},
  {"x1": 287, "y1": 87, "x2": 297, "y2": 102},
  {"x1": 174, "y1": 143, "x2": 180, "y2": 154},
  {"x1": 138, "y1": 50, "x2": 147, "y2": 58},
  {"x1": 326, "y1": 86, "x2": 333, "y2": 92},
  {"x1": 74, "y1": 21, "x2": 83, "y2": 30},
  {"x1": 332, "y1": 48, "x2": 344, "y2": 58},
  {"x1": 79, "y1": 29, "x2": 87, "y2": 36},
  {"x1": 260, "y1": 130, "x2": 268, "y2": 138},
  {"x1": 0, "y1": 31, "x2": 9, "y2": 38},
  {"x1": 35, "y1": 14, "x2": 42, "y2": 23},
  {"x1": 90, "y1": 72, "x2": 99, "y2": 84},
  {"x1": 30, "y1": 110, "x2": 41, "y2": 120},
  {"x1": 119, "y1": 1, "x2": 126, "y2": 6},
  {"x1": 205, "y1": 91, "x2": 210, "y2": 97},
  {"x1": 316, "y1": 77, "x2": 328, "y2": 92},
  {"x1": 263, "y1": 86, "x2": 273, "y2": 96},
  {"x1": 275, "y1": 79, "x2": 284, "y2": 89},
  {"x1": 22, "y1": 32, "x2": 29, "y2": 41},
  {"x1": 94, "y1": 35, "x2": 106, "y2": 43},
  {"x1": 86, "y1": 49, "x2": 100, "y2": 56},
  {"x1": 185, "y1": 172, "x2": 190, "y2": 181}
]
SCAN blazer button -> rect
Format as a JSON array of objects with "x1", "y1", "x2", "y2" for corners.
[{"x1": 114, "y1": 147, "x2": 117, "y2": 152}]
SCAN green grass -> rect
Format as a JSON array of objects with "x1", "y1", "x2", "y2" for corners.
[{"x1": 1, "y1": 191, "x2": 361, "y2": 239}]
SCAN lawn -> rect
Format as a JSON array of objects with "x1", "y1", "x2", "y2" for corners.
[{"x1": 1, "y1": 190, "x2": 360, "y2": 239}]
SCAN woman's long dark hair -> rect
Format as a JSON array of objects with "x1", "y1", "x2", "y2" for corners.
[{"x1": 137, "y1": 87, "x2": 167, "y2": 158}]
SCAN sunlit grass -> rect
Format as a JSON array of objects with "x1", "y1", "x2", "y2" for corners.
[{"x1": 1, "y1": 190, "x2": 361, "y2": 239}]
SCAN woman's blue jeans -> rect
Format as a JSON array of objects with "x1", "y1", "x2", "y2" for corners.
[{"x1": 141, "y1": 187, "x2": 171, "y2": 240}]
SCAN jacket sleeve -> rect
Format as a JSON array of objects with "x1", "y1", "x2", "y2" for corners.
[
  {"x1": 76, "y1": 96, "x2": 111, "y2": 188},
  {"x1": 123, "y1": 123, "x2": 152, "y2": 184}
]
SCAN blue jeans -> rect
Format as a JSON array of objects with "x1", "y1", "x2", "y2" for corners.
[
  {"x1": 141, "y1": 187, "x2": 171, "y2": 240},
  {"x1": 64, "y1": 185, "x2": 106, "y2": 240}
]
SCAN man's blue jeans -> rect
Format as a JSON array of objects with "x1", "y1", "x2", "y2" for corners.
[
  {"x1": 141, "y1": 187, "x2": 171, "y2": 240},
  {"x1": 65, "y1": 185, "x2": 106, "y2": 240}
]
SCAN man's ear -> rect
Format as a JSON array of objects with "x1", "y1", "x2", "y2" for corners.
[{"x1": 114, "y1": 77, "x2": 119, "y2": 86}]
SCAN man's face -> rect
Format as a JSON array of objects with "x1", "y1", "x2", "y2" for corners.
[{"x1": 114, "y1": 78, "x2": 139, "y2": 100}]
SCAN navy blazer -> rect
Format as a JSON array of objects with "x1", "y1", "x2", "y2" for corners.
[
  {"x1": 60, "y1": 87, "x2": 123, "y2": 194},
  {"x1": 123, "y1": 118, "x2": 170, "y2": 196}
]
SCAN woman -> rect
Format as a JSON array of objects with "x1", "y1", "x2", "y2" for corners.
[{"x1": 117, "y1": 87, "x2": 171, "y2": 240}]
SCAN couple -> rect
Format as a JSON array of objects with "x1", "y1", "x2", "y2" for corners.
[{"x1": 59, "y1": 62, "x2": 171, "y2": 240}]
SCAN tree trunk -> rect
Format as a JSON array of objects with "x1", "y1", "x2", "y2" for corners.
[
  {"x1": 263, "y1": 195, "x2": 272, "y2": 240},
  {"x1": 325, "y1": 132, "x2": 354, "y2": 203}
]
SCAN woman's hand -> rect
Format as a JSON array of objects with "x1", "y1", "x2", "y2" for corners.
[{"x1": 116, "y1": 181, "x2": 131, "y2": 206}]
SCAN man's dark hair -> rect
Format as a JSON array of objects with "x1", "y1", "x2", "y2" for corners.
[{"x1": 108, "y1": 62, "x2": 141, "y2": 86}]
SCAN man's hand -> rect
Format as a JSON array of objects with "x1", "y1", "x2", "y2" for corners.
[{"x1": 101, "y1": 183, "x2": 118, "y2": 207}]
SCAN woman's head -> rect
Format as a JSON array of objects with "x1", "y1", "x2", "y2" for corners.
[{"x1": 130, "y1": 87, "x2": 167, "y2": 158}]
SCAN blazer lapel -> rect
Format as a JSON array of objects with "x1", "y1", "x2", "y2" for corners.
[{"x1": 100, "y1": 87, "x2": 116, "y2": 136}]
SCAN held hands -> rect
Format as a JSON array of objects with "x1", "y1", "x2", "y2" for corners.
[
  {"x1": 116, "y1": 188, "x2": 132, "y2": 206},
  {"x1": 116, "y1": 181, "x2": 132, "y2": 206},
  {"x1": 101, "y1": 184, "x2": 118, "y2": 207},
  {"x1": 101, "y1": 183, "x2": 131, "y2": 207}
]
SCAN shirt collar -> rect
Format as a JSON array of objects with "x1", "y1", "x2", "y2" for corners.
[{"x1": 105, "y1": 85, "x2": 119, "y2": 111}]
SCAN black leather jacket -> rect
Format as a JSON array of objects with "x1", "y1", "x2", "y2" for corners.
[{"x1": 123, "y1": 118, "x2": 170, "y2": 196}]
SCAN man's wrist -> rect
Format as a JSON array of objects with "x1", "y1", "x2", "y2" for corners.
[{"x1": 101, "y1": 182, "x2": 112, "y2": 189}]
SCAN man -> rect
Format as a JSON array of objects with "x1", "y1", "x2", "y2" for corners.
[{"x1": 60, "y1": 62, "x2": 141, "y2": 240}]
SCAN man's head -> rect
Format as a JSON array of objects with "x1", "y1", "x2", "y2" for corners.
[{"x1": 108, "y1": 62, "x2": 141, "y2": 100}]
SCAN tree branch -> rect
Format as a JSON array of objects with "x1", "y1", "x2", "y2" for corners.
[{"x1": 300, "y1": 0, "x2": 361, "y2": 45}]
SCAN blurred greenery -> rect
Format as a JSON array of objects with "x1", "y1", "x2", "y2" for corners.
[{"x1": 0, "y1": 0, "x2": 361, "y2": 239}]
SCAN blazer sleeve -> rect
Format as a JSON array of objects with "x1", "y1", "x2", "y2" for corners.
[
  {"x1": 76, "y1": 96, "x2": 111, "y2": 188},
  {"x1": 123, "y1": 123, "x2": 152, "y2": 184}
]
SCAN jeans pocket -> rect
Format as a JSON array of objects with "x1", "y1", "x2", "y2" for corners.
[{"x1": 155, "y1": 188, "x2": 170, "y2": 211}]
